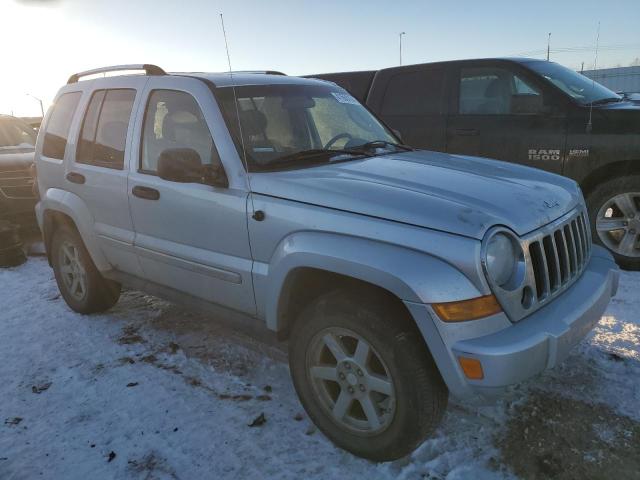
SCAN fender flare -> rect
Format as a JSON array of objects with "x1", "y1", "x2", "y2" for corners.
[
  {"x1": 40, "y1": 188, "x2": 111, "y2": 271},
  {"x1": 259, "y1": 231, "x2": 484, "y2": 332}
]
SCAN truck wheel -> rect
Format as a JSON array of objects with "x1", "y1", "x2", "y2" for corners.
[
  {"x1": 289, "y1": 289, "x2": 448, "y2": 461},
  {"x1": 51, "y1": 225, "x2": 121, "y2": 314},
  {"x1": 586, "y1": 175, "x2": 640, "y2": 270}
]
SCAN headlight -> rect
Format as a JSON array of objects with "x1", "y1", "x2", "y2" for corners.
[{"x1": 483, "y1": 231, "x2": 524, "y2": 290}]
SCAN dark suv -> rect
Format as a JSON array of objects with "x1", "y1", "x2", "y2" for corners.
[
  {"x1": 0, "y1": 115, "x2": 38, "y2": 228},
  {"x1": 309, "y1": 59, "x2": 640, "y2": 269}
]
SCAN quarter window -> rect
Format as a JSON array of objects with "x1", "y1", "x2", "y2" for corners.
[
  {"x1": 42, "y1": 92, "x2": 81, "y2": 159},
  {"x1": 458, "y1": 67, "x2": 543, "y2": 115},
  {"x1": 77, "y1": 89, "x2": 135, "y2": 169},
  {"x1": 141, "y1": 90, "x2": 217, "y2": 173},
  {"x1": 381, "y1": 69, "x2": 444, "y2": 116}
]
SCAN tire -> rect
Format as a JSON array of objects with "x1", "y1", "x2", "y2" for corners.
[
  {"x1": 289, "y1": 289, "x2": 448, "y2": 461},
  {"x1": 586, "y1": 175, "x2": 640, "y2": 271},
  {"x1": 51, "y1": 225, "x2": 121, "y2": 313},
  {"x1": 0, "y1": 220, "x2": 26, "y2": 268}
]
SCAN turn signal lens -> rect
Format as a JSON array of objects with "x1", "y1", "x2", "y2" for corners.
[
  {"x1": 458, "y1": 357, "x2": 484, "y2": 380},
  {"x1": 432, "y1": 294, "x2": 502, "y2": 322}
]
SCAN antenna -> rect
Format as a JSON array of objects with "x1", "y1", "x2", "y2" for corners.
[
  {"x1": 219, "y1": 13, "x2": 257, "y2": 216},
  {"x1": 586, "y1": 22, "x2": 600, "y2": 134}
]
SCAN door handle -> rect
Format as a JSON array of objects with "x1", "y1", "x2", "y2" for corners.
[
  {"x1": 66, "y1": 172, "x2": 86, "y2": 184},
  {"x1": 454, "y1": 128, "x2": 479, "y2": 136},
  {"x1": 132, "y1": 185, "x2": 160, "y2": 201}
]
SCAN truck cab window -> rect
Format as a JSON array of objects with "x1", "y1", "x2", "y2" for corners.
[
  {"x1": 459, "y1": 68, "x2": 543, "y2": 115},
  {"x1": 382, "y1": 70, "x2": 444, "y2": 116},
  {"x1": 42, "y1": 92, "x2": 82, "y2": 159},
  {"x1": 76, "y1": 89, "x2": 135, "y2": 170},
  {"x1": 141, "y1": 90, "x2": 218, "y2": 173}
]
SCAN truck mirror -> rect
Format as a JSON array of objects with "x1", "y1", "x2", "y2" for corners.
[{"x1": 158, "y1": 148, "x2": 204, "y2": 183}]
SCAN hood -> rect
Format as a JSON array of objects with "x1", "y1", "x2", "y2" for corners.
[
  {"x1": 250, "y1": 151, "x2": 582, "y2": 240},
  {"x1": 594, "y1": 99, "x2": 640, "y2": 111},
  {"x1": 0, "y1": 148, "x2": 35, "y2": 170}
]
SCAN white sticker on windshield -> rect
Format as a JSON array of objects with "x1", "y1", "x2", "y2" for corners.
[{"x1": 331, "y1": 92, "x2": 359, "y2": 105}]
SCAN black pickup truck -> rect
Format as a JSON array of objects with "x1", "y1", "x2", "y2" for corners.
[{"x1": 308, "y1": 58, "x2": 640, "y2": 269}]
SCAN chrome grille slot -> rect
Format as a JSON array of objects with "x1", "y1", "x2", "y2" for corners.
[{"x1": 491, "y1": 207, "x2": 592, "y2": 322}]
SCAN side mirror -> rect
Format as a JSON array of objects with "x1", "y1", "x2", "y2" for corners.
[
  {"x1": 157, "y1": 148, "x2": 228, "y2": 188},
  {"x1": 392, "y1": 129, "x2": 403, "y2": 141}
]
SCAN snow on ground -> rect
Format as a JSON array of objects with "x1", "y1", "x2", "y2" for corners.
[{"x1": 0, "y1": 257, "x2": 638, "y2": 480}]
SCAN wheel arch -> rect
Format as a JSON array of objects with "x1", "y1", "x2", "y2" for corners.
[
  {"x1": 259, "y1": 232, "x2": 485, "y2": 336},
  {"x1": 40, "y1": 188, "x2": 110, "y2": 270},
  {"x1": 579, "y1": 159, "x2": 640, "y2": 197}
]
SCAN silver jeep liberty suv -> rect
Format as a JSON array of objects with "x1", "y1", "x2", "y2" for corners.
[{"x1": 35, "y1": 64, "x2": 619, "y2": 461}]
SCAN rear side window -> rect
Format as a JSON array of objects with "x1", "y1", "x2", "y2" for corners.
[
  {"x1": 141, "y1": 90, "x2": 217, "y2": 173},
  {"x1": 381, "y1": 69, "x2": 444, "y2": 116},
  {"x1": 76, "y1": 89, "x2": 135, "y2": 169},
  {"x1": 42, "y1": 92, "x2": 81, "y2": 159}
]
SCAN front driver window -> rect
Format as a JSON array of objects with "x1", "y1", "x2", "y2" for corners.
[
  {"x1": 459, "y1": 67, "x2": 543, "y2": 115},
  {"x1": 141, "y1": 90, "x2": 219, "y2": 173}
]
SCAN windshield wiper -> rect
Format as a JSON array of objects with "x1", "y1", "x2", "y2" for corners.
[
  {"x1": 589, "y1": 97, "x2": 623, "y2": 106},
  {"x1": 254, "y1": 149, "x2": 373, "y2": 171},
  {"x1": 344, "y1": 140, "x2": 416, "y2": 153}
]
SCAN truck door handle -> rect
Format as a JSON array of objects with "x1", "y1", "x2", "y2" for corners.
[
  {"x1": 454, "y1": 128, "x2": 479, "y2": 136},
  {"x1": 66, "y1": 172, "x2": 86, "y2": 184},
  {"x1": 132, "y1": 185, "x2": 160, "y2": 200}
]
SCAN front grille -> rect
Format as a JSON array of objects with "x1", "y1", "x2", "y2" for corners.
[
  {"x1": 490, "y1": 208, "x2": 592, "y2": 322},
  {"x1": 528, "y1": 210, "x2": 591, "y2": 302},
  {"x1": 0, "y1": 169, "x2": 35, "y2": 200}
]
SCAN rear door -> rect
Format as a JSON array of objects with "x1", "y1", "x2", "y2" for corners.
[
  {"x1": 65, "y1": 77, "x2": 146, "y2": 276},
  {"x1": 368, "y1": 66, "x2": 448, "y2": 151},
  {"x1": 446, "y1": 62, "x2": 567, "y2": 174},
  {"x1": 127, "y1": 76, "x2": 255, "y2": 315}
]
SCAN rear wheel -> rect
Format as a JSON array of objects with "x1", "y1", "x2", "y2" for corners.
[
  {"x1": 51, "y1": 225, "x2": 121, "y2": 313},
  {"x1": 289, "y1": 289, "x2": 448, "y2": 461},
  {"x1": 586, "y1": 175, "x2": 640, "y2": 270}
]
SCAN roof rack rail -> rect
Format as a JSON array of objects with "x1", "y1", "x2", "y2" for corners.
[
  {"x1": 231, "y1": 70, "x2": 287, "y2": 76},
  {"x1": 67, "y1": 64, "x2": 166, "y2": 84}
]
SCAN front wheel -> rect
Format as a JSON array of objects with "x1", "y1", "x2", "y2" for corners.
[
  {"x1": 586, "y1": 175, "x2": 640, "y2": 270},
  {"x1": 289, "y1": 289, "x2": 448, "y2": 461}
]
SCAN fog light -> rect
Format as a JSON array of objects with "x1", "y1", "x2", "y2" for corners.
[{"x1": 458, "y1": 357, "x2": 484, "y2": 380}]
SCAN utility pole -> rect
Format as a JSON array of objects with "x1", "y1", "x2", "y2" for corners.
[
  {"x1": 399, "y1": 32, "x2": 406, "y2": 66},
  {"x1": 26, "y1": 93, "x2": 44, "y2": 117},
  {"x1": 581, "y1": 61, "x2": 585, "y2": 73},
  {"x1": 546, "y1": 32, "x2": 551, "y2": 61}
]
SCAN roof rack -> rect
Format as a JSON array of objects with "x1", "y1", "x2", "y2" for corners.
[
  {"x1": 231, "y1": 70, "x2": 287, "y2": 76},
  {"x1": 67, "y1": 64, "x2": 166, "y2": 84}
]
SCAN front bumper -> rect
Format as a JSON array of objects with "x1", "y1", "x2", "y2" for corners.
[{"x1": 452, "y1": 245, "x2": 618, "y2": 396}]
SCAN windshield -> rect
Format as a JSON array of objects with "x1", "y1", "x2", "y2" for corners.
[
  {"x1": 525, "y1": 61, "x2": 621, "y2": 105},
  {"x1": 0, "y1": 117, "x2": 37, "y2": 149},
  {"x1": 216, "y1": 84, "x2": 400, "y2": 171}
]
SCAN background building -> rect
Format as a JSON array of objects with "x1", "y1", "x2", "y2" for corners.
[{"x1": 581, "y1": 65, "x2": 640, "y2": 93}]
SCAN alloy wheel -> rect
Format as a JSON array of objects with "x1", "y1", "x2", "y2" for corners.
[
  {"x1": 596, "y1": 192, "x2": 640, "y2": 258},
  {"x1": 307, "y1": 327, "x2": 396, "y2": 435},
  {"x1": 59, "y1": 240, "x2": 87, "y2": 301}
]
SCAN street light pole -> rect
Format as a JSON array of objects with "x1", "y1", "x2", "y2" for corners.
[
  {"x1": 26, "y1": 93, "x2": 44, "y2": 117},
  {"x1": 399, "y1": 32, "x2": 406, "y2": 66}
]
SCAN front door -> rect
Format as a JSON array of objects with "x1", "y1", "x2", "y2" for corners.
[
  {"x1": 446, "y1": 63, "x2": 567, "y2": 174},
  {"x1": 127, "y1": 77, "x2": 255, "y2": 315}
]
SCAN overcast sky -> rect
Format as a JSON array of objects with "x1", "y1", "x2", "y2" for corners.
[{"x1": 1, "y1": 0, "x2": 639, "y2": 116}]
